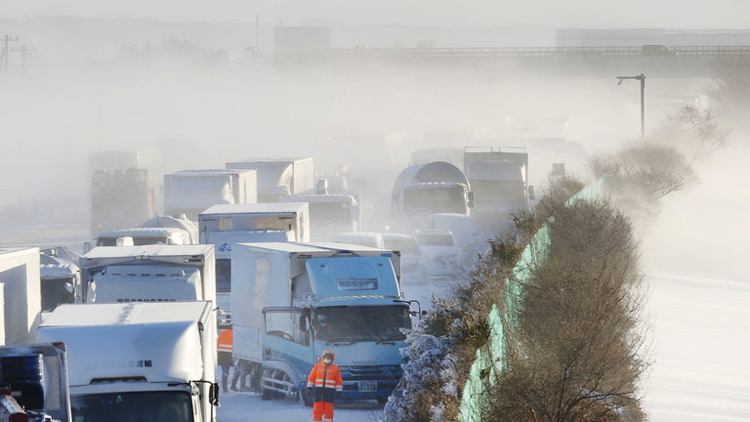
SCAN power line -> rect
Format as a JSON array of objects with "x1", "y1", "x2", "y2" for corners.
[{"x1": 1, "y1": 35, "x2": 20, "y2": 74}]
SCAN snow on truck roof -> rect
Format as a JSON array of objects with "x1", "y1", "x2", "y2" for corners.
[
  {"x1": 41, "y1": 301, "x2": 211, "y2": 326},
  {"x1": 0, "y1": 246, "x2": 38, "y2": 256},
  {"x1": 200, "y1": 202, "x2": 308, "y2": 215},
  {"x1": 97, "y1": 227, "x2": 186, "y2": 237},
  {"x1": 168, "y1": 169, "x2": 253, "y2": 176},
  {"x1": 82, "y1": 244, "x2": 213, "y2": 260},
  {"x1": 233, "y1": 241, "x2": 394, "y2": 254}
]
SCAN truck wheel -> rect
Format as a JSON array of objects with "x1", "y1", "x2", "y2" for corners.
[
  {"x1": 260, "y1": 387, "x2": 273, "y2": 401},
  {"x1": 299, "y1": 388, "x2": 314, "y2": 407}
]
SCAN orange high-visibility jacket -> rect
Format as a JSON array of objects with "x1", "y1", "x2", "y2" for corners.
[
  {"x1": 307, "y1": 351, "x2": 343, "y2": 403},
  {"x1": 218, "y1": 329, "x2": 233, "y2": 354}
]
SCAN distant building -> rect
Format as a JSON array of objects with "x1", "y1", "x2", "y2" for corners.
[
  {"x1": 274, "y1": 26, "x2": 332, "y2": 54},
  {"x1": 557, "y1": 28, "x2": 750, "y2": 47}
]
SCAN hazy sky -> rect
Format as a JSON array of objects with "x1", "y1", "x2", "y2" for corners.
[{"x1": 3, "y1": 0, "x2": 750, "y2": 28}]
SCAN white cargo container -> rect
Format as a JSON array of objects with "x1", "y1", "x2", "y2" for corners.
[
  {"x1": 226, "y1": 157, "x2": 315, "y2": 202},
  {"x1": 281, "y1": 193, "x2": 360, "y2": 241},
  {"x1": 36, "y1": 301, "x2": 218, "y2": 422},
  {"x1": 78, "y1": 245, "x2": 216, "y2": 315},
  {"x1": 199, "y1": 203, "x2": 309, "y2": 322},
  {"x1": 164, "y1": 169, "x2": 258, "y2": 221},
  {"x1": 0, "y1": 247, "x2": 42, "y2": 345}
]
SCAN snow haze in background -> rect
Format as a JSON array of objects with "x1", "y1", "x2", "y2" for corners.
[{"x1": 3, "y1": 0, "x2": 750, "y2": 28}]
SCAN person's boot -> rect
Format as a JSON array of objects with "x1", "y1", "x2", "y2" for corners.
[{"x1": 221, "y1": 374, "x2": 229, "y2": 392}]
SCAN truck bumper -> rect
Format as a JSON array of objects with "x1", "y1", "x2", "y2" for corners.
[{"x1": 338, "y1": 364, "x2": 402, "y2": 400}]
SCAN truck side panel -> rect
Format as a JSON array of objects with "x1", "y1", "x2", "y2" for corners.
[
  {"x1": 0, "y1": 247, "x2": 41, "y2": 345},
  {"x1": 231, "y1": 247, "x2": 292, "y2": 363}
]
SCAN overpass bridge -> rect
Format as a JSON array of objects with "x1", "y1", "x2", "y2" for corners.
[{"x1": 271, "y1": 45, "x2": 750, "y2": 78}]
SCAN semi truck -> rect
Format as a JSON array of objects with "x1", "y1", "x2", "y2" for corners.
[
  {"x1": 198, "y1": 203, "x2": 309, "y2": 322},
  {"x1": 0, "y1": 247, "x2": 42, "y2": 345},
  {"x1": 390, "y1": 161, "x2": 474, "y2": 233},
  {"x1": 281, "y1": 193, "x2": 360, "y2": 241},
  {"x1": 463, "y1": 146, "x2": 533, "y2": 234},
  {"x1": 231, "y1": 242, "x2": 416, "y2": 406},
  {"x1": 0, "y1": 343, "x2": 73, "y2": 422},
  {"x1": 88, "y1": 150, "x2": 163, "y2": 237},
  {"x1": 36, "y1": 301, "x2": 218, "y2": 422},
  {"x1": 77, "y1": 245, "x2": 216, "y2": 314},
  {"x1": 163, "y1": 169, "x2": 258, "y2": 221},
  {"x1": 226, "y1": 157, "x2": 315, "y2": 203}
]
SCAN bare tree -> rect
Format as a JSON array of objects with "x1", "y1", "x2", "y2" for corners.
[{"x1": 486, "y1": 197, "x2": 649, "y2": 422}]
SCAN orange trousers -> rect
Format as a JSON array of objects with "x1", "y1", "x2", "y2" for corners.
[{"x1": 312, "y1": 401, "x2": 334, "y2": 422}]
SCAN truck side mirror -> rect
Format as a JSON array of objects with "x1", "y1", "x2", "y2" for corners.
[
  {"x1": 299, "y1": 315, "x2": 308, "y2": 332},
  {"x1": 83, "y1": 241, "x2": 91, "y2": 254},
  {"x1": 468, "y1": 191, "x2": 475, "y2": 201}
]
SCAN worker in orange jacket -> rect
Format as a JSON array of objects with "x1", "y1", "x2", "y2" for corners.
[
  {"x1": 217, "y1": 327, "x2": 233, "y2": 392},
  {"x1": 307, "y1": 349, "x2": 343, "y2": 422}
]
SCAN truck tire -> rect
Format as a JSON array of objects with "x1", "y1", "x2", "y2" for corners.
[
  {"x1": 299, "y1": 387, "x2": 314, "y2": 407},
  {"x1": 260, "y1": 387, "x2": 273, "y2": 401}
]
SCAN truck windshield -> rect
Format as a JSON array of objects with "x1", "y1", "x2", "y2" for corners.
[
  {"x1": 41, "y1": 278, "x2": 74, "y2": 312},
  {"x1": 403, "y1": 186, "x2": 466, "y2": 214},
  {"x1": 71, "y1": 391, "x2": 192, "y2": 422},
  {"x1": 313, "y1": 306, "x2": 411, "y2": 342}
]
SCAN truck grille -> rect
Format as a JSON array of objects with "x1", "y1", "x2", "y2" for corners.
[{"x1": 339, "y1": 365, "x2": 402, "y2": 382}]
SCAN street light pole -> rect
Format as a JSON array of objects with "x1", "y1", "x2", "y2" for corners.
[{"x1": 616, "y1": 73, "x2": 646, "y2": 139}]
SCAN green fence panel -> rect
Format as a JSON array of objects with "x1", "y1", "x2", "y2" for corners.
[{"x1": 458, "y1": 182, "x2": 599, "y2": 422}]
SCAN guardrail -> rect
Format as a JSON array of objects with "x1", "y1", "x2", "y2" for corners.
[{"x1": 274, "y1": 45, "x2": 750, "y2": 59}]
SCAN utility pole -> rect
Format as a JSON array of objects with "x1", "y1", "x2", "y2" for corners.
[
  {"x1": 12, "y1": 45, "x2": 36, "y2": 73},
  {"x1": 2, "y1": 35, "x2": 20, "y2": 74},
  {"x1": 616, "y1": 73, "x2": 646, "y2": 139}
]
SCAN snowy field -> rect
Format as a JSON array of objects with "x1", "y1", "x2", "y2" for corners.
[{"x1": 640, "y1": 144, "x2": 750, "y2": 421}]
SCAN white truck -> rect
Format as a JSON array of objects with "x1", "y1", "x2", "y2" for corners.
[
  {"x1": 231, "y1": 242, "x2": 418, "y2": 406},
  {"x1": 163, "y1": 169, "x2": 258, "y2": 221},
  {"x1": 281, "y1": 193, "x2": 360, "y2": 241},
  {"x1": 0, "y1": 247, "x2": 42, "y2": 345},
  {"x1": 0, "y1": 343, "x2": 73, "y2": 422},
  {"x1": 463, "y1": 146, "x2": 533, "y2": 235},
  {"x1": 77, "y1": 245, "x2": 216, "y2": 313},
  {"x1": 390, "y1": 161, "x2": 474, "y2": 233},
  {"x1": 226, "y1": 157, "x2": 315, "y2": 203},
  {"x1": 88, "y1": 150, "x2": 163, "y2": 237},
  {"x1": 36, "y1": 301, "x2": 218, "y2": 422},
  {"x1": 198, "y1": 203, "x2": 309, "y2": 322}
]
